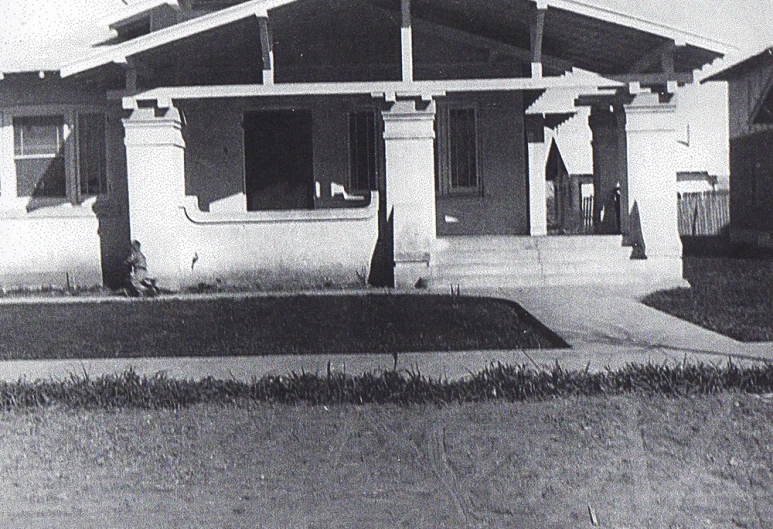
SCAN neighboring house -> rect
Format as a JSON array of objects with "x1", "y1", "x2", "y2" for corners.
[
  {"x1": 0, "y1": 0, "x2": 727, "y2": 290},
  {"x1": 704, "y1": 47, "x2": 773, "y2": 248}
]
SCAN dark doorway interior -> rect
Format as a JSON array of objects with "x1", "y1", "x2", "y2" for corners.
[{"x1": 244, "y1": 110, "x2": 314, "y2": 211}]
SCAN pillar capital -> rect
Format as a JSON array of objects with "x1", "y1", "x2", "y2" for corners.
[
  {"x1": 382, "y1": 100, "x2": 436, "y2": 140},
  {"x1": 624, "y1": 93, "x2": 677, "y2": 133},
  {"x1": 123, "y1": 106, "x2": 185, "y2": 148}
]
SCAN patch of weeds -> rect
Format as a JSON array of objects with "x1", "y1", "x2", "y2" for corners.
[{"x1": 2, "y1": 359, "x2": 773, "y2": 410}]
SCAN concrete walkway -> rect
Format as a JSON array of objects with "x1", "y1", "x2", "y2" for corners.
[{"x1": 0, "y1": 287, "x2": 771, "y2": 382}]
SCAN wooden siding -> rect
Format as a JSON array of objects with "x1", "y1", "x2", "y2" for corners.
[{"x1": 727, "y1": 62, "x2": 773, "y2": 140}]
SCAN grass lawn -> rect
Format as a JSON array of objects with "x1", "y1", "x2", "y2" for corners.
[
  {"x1": 3, "y1": 394, "x2": 772, "y2": 528},
  {"x1": 643, "y1": 256, "x2": 773, "y2": 342},
  {"x1": 0, "y1": 294, "x2": 566, "y2": 360}
]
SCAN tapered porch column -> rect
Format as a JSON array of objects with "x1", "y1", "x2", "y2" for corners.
[
  {"x1": 588, "y1": 104, "x2": 629, "y2": 235},
  {"x1": 382, "y1": 99, "x2": 436, "y2": 288},
  {"x1": 525, "y1": 115, "x2": 548, "y2": 236},
  {"x1": 123, "y1": 105, "x2": 188, "y2": 289},
  {"x1": 624, "y1": 92, "x2": 682, "y2": 277}
]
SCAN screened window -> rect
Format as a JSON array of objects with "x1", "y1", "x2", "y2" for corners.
[
  {"x1": 12, "y1": 113, "x2": 107, "y2": 201},
  {"x1": 436, "y1": 106, "x2": 480, "y2": 195},
  {"x1": 14, "y1": 116, "x2": 66, "y2": 197},
  {"x1": 348, "y1": 111, "x2": 378, "y2": 192}
]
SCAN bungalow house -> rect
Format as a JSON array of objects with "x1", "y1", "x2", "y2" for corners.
[
  {"x1": 0, "y1": 0, "x2": 727, "y2": 291},
  {"x1": 703, "y1": 48, "x2": 773, "y2": 248}
]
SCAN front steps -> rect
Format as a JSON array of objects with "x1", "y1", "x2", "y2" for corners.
[{"x1": 429, "y1": 235, "x2": 685, "y2": 289}]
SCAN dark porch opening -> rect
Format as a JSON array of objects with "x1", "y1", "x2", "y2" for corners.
[{"x1": 243, "y1": 110, "x2": 315, "y2": 211}]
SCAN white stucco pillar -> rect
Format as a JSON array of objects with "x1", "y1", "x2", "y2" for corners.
[
  {"x1": 624, "y1": 92, "x2": 682, "y2": 279},
  {"x1": 525, "y1": 115, "x2": 548, "y2": 236},
  {"x1": 123, "y1": 105, "x2": 188, "y2": 289},
  {"x1": 382, "y1": 99, "x2": 436, "y2": 289}
]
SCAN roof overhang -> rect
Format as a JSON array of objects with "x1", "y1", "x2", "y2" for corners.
[
  {"x1": 60, "y1": 0, "x2": 731, "y2": 81},
  {"x1": 61, "y1": 0, "x2": 297, "y2": 77}
]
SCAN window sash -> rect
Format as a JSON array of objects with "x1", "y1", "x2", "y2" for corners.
[
  {"x1": 348, "y1": 111, "x2": 378, "y2": 193},
  {"x1": 11, "y1": 112, "x2": 107, "y2": 201},
  {"x1": 436, "y1": 106, "x2": 480, "y2": 196}
]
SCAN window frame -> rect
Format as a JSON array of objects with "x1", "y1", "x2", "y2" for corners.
[
  {"x1": 346, "y1": 109, "x2": 383, "y2": 195},
  {"x1": 1, "y1": 106, "x2": 109, "y2": 208},
  {"x1": 435, "y1": 103, "x2": 482, "y2": 197}
]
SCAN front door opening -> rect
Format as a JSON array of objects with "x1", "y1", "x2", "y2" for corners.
[{"x1": 243, "y1": 110, "x2": 314, "y2": 211}]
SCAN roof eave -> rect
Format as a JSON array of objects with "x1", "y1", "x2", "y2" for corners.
[{"x1": 61, "y1": 0, "x2": 295, "y2": 78}]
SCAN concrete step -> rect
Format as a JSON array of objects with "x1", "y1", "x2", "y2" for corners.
[
  {"x1": 426, "y1": 235, "x2": 668, "y2": 289},
  {"x1": 433, "y1": 235, "x2": 625, "y2": 253}
]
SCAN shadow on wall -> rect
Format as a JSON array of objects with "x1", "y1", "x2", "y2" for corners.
[
  {"x1": 94, "y1": 198, "x2": 131, "y2": 289},
  {"x1": 368, "y1": 207, "x2": 394, "y2": 288},
  {"x1": 628, "y1": 201, "x2": 646, "y2": 260}
]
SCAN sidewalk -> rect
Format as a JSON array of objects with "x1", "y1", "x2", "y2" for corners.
[{"x1": 0, "y1": 287, "x2": 770, "y2": 382}]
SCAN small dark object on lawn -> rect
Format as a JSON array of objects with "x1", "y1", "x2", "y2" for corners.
[{"x1": 414, "y1": 277, "x2": 428, "y2": 289}]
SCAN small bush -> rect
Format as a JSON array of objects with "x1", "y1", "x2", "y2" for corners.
[{"x1": 2, "y1": 360, "x2": 773, "y2": 410}]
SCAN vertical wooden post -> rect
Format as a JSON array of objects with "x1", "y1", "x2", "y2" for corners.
[
  {"x1": 258, "y1": 17, "x2": 274, "y2": 85},
  {"x1": 530, "y1": 7, "x2": 546, "y2": 78},
  {"x1": 401, "y1": 0, "x2": 413, "y2": 82}
]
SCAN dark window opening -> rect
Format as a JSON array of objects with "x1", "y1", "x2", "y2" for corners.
[
  {"x1": 243, "y1": 110, "x2": 315, "y2": 211},
  {"x1": 348, "y1": 111, "x2": 378, "y2": 193},
  {"x1": 78, "y1": 113, "x2": 107, "y2": 196}
]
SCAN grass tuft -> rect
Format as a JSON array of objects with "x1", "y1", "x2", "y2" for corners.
[{"x1": 2, "y1": 360, "x2": 773, "y2": 410}]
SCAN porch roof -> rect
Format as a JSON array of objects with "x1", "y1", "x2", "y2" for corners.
[{"x1": 50, "y1": 0, "x2": 729, "y2": 83}]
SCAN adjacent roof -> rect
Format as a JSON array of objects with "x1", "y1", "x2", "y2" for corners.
[
  {"x1": 105, "y1": 0, "x2": 180, "y2": 30},
  {"x1": 702, "y1": 47, "x2": 773, "y2": 82}
]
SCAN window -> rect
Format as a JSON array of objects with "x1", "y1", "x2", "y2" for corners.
[
  {"x1": 436, "y1": 106, "x2": 480, "y2": 195},
  {"x1": 77, "y1": 113, "x2": 107, "y2": 196},
  {"x1": 14, "y1": 116, "x2": 66, "y2": 197},
  {"x1": 348, "y1": 111, "x2": 378, "y2": 193},
  {"x1": 12, "y1": 112, "x2": 106, "y2": 202}
]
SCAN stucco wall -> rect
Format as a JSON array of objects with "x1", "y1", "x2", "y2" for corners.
[
  {"x1": 0, "y1": 82, "x2": 129, "y2": 289},
  {"x1": 435, "y1": 91, "x2": 528, "y2": 236},
  {"x1": 0, "y1": 209, "x2": 102, "y2": 287},
  {"x1": 175, "y1": 196, "x2": 379, "y2": 288}
]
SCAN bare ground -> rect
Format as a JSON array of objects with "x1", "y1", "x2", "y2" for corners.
[{"x1": 2, "y1": 394, "x2": 772, "y2": 528}]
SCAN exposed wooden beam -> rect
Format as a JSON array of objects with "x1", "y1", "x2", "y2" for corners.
[
  {"x1": 257, "y1": 16, "x2": 274, "y2": 85},
  {"x1": 530, "y1": 7, "x2": 546, "y2": 65},
  {"x1": 401, "y1": 0, "x2": 413, "y2": 82},
  {"x1": 606, "y1": 71, "x2": 693, "y2": 85},
  {"x1": 125, "y1": 66, "x2": 138, "y2": 92},
  {"x1": 114, "y1": 75, "x2": 623, "y2": 108},
  {"x1": 629, "y1": 40, "x2": 676, "y2": 73}
]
